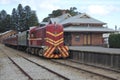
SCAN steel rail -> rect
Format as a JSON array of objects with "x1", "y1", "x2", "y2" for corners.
[
  {"x1": 51, "y1": 60, "x2": 118, "y2": 80},
  {"x1": 69, "y1": 59, "x2": 120, "y2": 73},
  {"x1": 18, "y1": 54, "x2": 70, "y2": 80},
  {"x1": 6, "y1": 55, "x2": 33, "y2": 80}
]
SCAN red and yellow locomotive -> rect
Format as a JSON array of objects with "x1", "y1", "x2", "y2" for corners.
[
  {"x1": 4, "y1": 24, "x2": 69, "y2": 58},
  {"x1": 29, "y1": 24, "x2": 69, "y2": 58}
]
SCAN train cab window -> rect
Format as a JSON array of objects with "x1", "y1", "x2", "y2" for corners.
[{"x1": 31, "y1": 33, "x2": 35, "y2": 38}]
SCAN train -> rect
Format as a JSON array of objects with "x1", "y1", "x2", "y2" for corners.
[{"x1": 3, "y1": 24, "x2": 69, "y2": 58}]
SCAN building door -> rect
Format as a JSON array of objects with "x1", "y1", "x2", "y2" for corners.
[
  {"x1": 87, "y1": 34, "x2": 91, "y2": 45},
  {"x1": 84, "y1": 33, "x2": 91, "y2": 45},
  {"x1": 64, "y1": 32, "x2": 72, "y2": 46},
  {"x1": 84, "y1": 35, "x2": 87, "y2": 45}
]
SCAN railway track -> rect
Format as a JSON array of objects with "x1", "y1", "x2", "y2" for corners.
[
  {"x1": 19, "y1": 55, "x2": 70, "y2": 80},
  {"x1": 6, "y1": 47, "x2": 108, "y2": 80},
  {"x1": 3, "y1": 47, "x2": 69, "y2": 80},
  {"x1": 1, "y1": 45, "x2": 120, "y2": 80},
  {"x1": 51, "y1": 59, "x2": 120, "y2": 80},
  {"x1": 0, "y1": 45, "x2": 29, "y2": 80},
  {"x1": 7, "y1": 55, "x2": 33, "y2": 80},
  {"x1": 16, "y1": 52, "x2": 117, "y2": 80}
]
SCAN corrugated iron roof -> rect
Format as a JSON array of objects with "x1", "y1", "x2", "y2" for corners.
[
  {"x1": 50, "y1": 13, "x2": 71, "y2": 24},
  {"x1": 61, "y1": 13, "x2": 106, "y2": 24},
  {"x1": 50, "y1": 13, "x2": 106, "y2": 25}
]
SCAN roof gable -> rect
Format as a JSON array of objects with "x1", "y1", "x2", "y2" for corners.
[
  {"x1": 71, "y1": 13, "x2": 91, "y2": 19},
  {"x1": 49, "y1": 13, "x2": 106, "y2": 25},
  {"x1": 61, "y1": 13, "x2": 106, "y2": 25},
  {"x1": 80, "y1": 13, "x2": 90, "y2": 18},
  {"x1": 49, "y1": 13, "x2": 71, "y2": 24}
]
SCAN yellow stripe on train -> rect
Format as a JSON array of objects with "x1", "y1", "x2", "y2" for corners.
[
  {"x1": 43, "y1": 46, "x2": 69, "y2": 58},
  {"x1": 46, "y1": 38, "x2": 63, "y2": 43},
  {"x1": 46, "y1": 38, "x2": 63, "y2": 46},
  {"x1": 46, "y1": 31, "x2": 63, "y2": 37}
]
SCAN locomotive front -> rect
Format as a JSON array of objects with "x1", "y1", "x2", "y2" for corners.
[{"x1": 43, "y1": 24, "x2": 69, "y2": 58}]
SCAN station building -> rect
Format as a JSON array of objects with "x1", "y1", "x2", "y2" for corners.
[{"x1": 49, "y1": 13, "x2": 115, "y2": 46}]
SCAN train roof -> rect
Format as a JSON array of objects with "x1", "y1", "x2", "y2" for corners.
[{"x1": 29, "y1": 26, "x2": 46, "y2": 33}]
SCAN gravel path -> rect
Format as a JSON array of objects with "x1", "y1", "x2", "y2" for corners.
[
  {"x1": 1, "y1": 44, "x2": 116, "y2": 80},
  {"x1": 2, "y1": 45, "x2": 64, "y2": 80},
  {"x1": 20, "y1": 53, "x2": 109, "y2": 80},
  {"x1": 0, "y1": 45, "x2": 28, "y2": 80},
  {"x1": 53, "y1": 59, "x2": 120, "y2": 80},
  {"x1": 4, "y1": 46, "x2": 87, "y2": 80},
  {"x1": 11, "y1": 57, "x2": 64, "y2": 80}
]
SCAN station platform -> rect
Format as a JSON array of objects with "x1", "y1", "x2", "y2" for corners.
[{"x1": 69, "y1": 46, "x2": 120, "y2": 54}]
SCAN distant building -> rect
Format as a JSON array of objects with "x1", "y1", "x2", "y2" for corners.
[
  {"x1": 45, "y1": 13, "x2": 115, "y2": 46},
  {"x1": 0, "y1": 30, "x2": 16, "y2": 43},
  {"x1": 103, "y1": 28, "x2": 120, "y2": 47}
]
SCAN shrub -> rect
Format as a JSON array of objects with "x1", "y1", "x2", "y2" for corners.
[{"x1": 109, "y1": 34, "x2": 120, "y2": 48}]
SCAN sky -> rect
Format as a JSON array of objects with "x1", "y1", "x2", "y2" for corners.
[{"x1": 0, "y1": 0, "x2": 120, "y2": 30}]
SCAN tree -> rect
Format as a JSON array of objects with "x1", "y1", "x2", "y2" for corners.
[
  {"x1": 49, "y1": 9, "x2": 63, "y2": 18},
  {"x1": 69, "y1": 7, "x2": 79, "y2": 16},
  {"x1": 0, "y1": 4, "x2": 39, "y2": 32},
  {"x1": 24, "y1": 6, "x2": 39, "y2": 30},
  {"x1": 24, "y1": 5, "x2": 31, "y2": 30},
  {"x1": 0, "y1": 10, "x2": 10, "y2": 32},
  {"x1": 17, "y1": 4, "x2": 24, "y2": 17},
  {"x1": 42, "y1": 7, "x2": 80, "y2": 22},
  {"x1": 13, "y1": 4, "x2": 39, "y2": 32},
  {"x1": 17, "y1": 4, "x2": 25, "y2": 32},
  {"x1": 28, "y1": 11, "x2": 39, "y2": 27},
  {"x1": 0, "y1": 10, "x2": 7, "y2": 20},
  {"x1": 24, "y1": 5, "x2": 31, "y2": 17},
  {"x1": 42, "y1": 17, "x2": 50, "y2": 22},
  {"x1": 109, "y1": 34, "x2": 120, "y2": 48},
  {"x1": 3, "y1": 14, "x2": 11, "y2": 31},
  {"x1": 11, "y1": 8, "x2": 18, "y2": 30}
]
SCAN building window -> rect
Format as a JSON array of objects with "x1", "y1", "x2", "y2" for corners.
[{"x1": 75, "y1": 35, "x2": 80, "y2": 41}]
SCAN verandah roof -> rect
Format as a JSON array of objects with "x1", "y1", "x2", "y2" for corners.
[{"x1": 64, "y1": 26, "x2": 115, "y2": 33}]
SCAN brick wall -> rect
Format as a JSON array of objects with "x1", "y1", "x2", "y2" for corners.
[
  {"x1": 91, "y1": 33, "x2": 103, "y2": 46},
  {"x1": 71, "y1": 32, "x2": 103, "y2": 46},
  {"x1": 71, "y1": 33, "x2": 84, "y2": 46}
]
